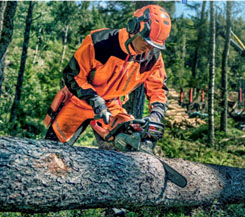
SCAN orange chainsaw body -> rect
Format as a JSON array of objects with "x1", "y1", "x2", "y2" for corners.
[{"x1": 90, "y1": 113, "x2": 134, "y2": 141}]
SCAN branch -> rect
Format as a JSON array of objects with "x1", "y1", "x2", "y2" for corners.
[{"x1": 0, "y1": 136, "x2": 244, "y2": 213}]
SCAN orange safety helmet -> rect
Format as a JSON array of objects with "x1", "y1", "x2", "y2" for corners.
[{"x1": 126, "y1": 5, "x2": 171, "y2": 50}]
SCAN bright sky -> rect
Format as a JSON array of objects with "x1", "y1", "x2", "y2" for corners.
[
  {"x1": 89, "y1": 1, "x2": 245, "y2": 20},
  {"x1": 175, "y1": 1, "x2": 245, "y2": 19}
]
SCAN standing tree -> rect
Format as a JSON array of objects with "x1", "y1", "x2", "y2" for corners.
[
  {"x1": 0, "y1": 1, "x2": 7, "y2": 34},
  {"x1": 50, "y1": 1, "x2": 79, "y2": 65},
  {"x1": 208, "y1": 1, "x2": 216, "y2": 146},
  {"x1": 220, "y1": 1, "x2": 232, "y2": 132},
  {"x1": 9, "y1": 1, "x2": 34, "y2": 126},
  {"x1": 0, "y1": 1, "x2": 17, "y2": 97},
  {"x1": 191, "y1": 1, "x2": 207, "y2": 96}
]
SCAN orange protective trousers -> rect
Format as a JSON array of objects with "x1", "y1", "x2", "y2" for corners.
[{"x1": 52, "y1": 99, "x2": 127, "y2": 143}]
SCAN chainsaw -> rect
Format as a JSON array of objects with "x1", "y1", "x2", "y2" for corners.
[{"x1": 90, "y1": 113, "x2": 187, "y2": 188}]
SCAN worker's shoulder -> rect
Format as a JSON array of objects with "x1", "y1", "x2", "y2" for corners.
[{"x1": 91, "y1": 28, "x2": 119, "y2": 44}]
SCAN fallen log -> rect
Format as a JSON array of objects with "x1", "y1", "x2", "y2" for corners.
[{"x1": 0, "y1": 136, "x2": 244, "y2": 213}]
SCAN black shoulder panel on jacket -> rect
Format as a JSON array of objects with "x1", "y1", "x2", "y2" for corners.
[
  {"x1": 139, "y1": 48, "x2": 160, "y2": 74},
  {"x1": 63, "y1": 56, "x2": 97, "y2": 101},
  {"x1": 91, "y1": 29, "x2": 127, "y2": 64}
]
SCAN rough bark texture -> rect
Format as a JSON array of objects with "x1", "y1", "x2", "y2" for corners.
[
  {"x1": 0, "y1": 53, "x2": 5, "y2": 97},
  {"x1": 60, "y1": 24, "x2": 69, "y2": 65},
  {"x1": 9, "y1": 1, "x2": 34, "y2": 124},
  {"x1": 220, "y1": 1, "x2": 232, "y2": 132},
  {"x1": 123, "y1": 83, "x2": 145, "y2": 118},
  {"x1": 208, "y1": 1, "x2": 216, "y2": 146},
  {"x1": 0, "y1": 1, "x2": 17, "y2": 61},
  {"x1": 0, "y1": 1, "x2": 17, "y2": 97},
  {"x1": 32, "y1": 27, "x2": 42, "y2": 64},
  {"x1": 0, "y1": 1, "x2": 7, "y2": 35},
  {"x1": 0, "y1": 136, "x2": 244, "y2": 213},
  {"x1": 192, "y1": 1, "x2": 207, "y2": 80}
]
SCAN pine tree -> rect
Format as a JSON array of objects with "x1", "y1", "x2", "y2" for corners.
[
  {"x1": 208, "y1": 1, "x2": 216, "y2": 146},
  {"x1": 9, "y1": 2, "x2": 34, "y2": 127},
  {"x1": 0, "y1": 1, "x2": 17, "y2": 97},
  {"x1": 220, "y1": 1, "x2": 232, "y2": 132}
]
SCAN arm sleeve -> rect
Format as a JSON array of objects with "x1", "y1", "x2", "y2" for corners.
[
  {"x1": 144, "y1": 53, "x2": 168, "y2": 108},
  {"x1": 63, "y1": 34, "x2": 99, "y2": 103}
]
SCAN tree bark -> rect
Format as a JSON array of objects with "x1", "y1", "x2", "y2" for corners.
[
  {"x1": 0, "y1": 1, "x2": 16, "y2": 61},
  {"x1": 220, "y1": 2, "x2": 232, "y2": 132},
  {"x1": 0, "y1": 1, "x2": 7, "y2": 35},
  {"x1": 192, "y1": 1, "x2": 207, "y2": 80},
  {"x1": 0, "y1": 53, "x2": 5, "y2": 98},
  {"x1": 0, "y1": 136, "x2": 244, "y2": 213},
  {"x1": 0, "y1": 1, "x2": 17, "y2": 97},
  {"x1": 191, "y1": 1, "x2": 207, "y2": 97},
  {"x1": 123, "y1": 84, "x2": 145, "y2": 118},
  {"x1": 60, "y1": 24, "x2": 69, "y2": 65},
  {"x1": 32, "y1": 27, "x2": 42, "y2": 64},
  {"x1": 208, "y1": 1, "x2": 216, "y2": 146},
  {"x1": 9, "y1": 1, "x2": 34, "y2": 125}
]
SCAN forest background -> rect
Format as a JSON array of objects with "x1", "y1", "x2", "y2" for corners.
[{"x1": 0, "y1": 1, "x2": 244, "y2": 216}]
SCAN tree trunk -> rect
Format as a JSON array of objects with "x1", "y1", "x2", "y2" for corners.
[
  {"x1": 181, "y1": 32, "x2": 186, "y2": 72},
  {"x1": 9, "y1": 1, "x2": 34, "y2": 125},
  {"x1": 0, "y1": 1, "x2": 17, "y2": 97},
  {"x1": 32, "y1": 27, "x2": 42, "y2": 64},
  {"x1": 0, "y1": 53, "x2": 5, "y2": 97},
  {"x1": 192, "y1": 1, "x2": 207, "y2": 97},
  {"x1": 220, "y1": 2, "x2": 232, "y2": 132},
  {"x1": 0, "y1": 136, "x2": 244, "y2": 213},
  {"x1": 208, "y1": 1, "x2": 216, "y2": 146},
  {"x1": 123, "y1": 84, "x2": 145, "y2": 118},
  {"x1": 123, "y1": 1, "x2": 155, "y2": 118},
  {"x1": 0, "y1": 1, "x2": 7, "y2": 35},
  {"x1": 192, "y1": 1, "x2": 207, "y2": 80},
  {"x1": 60, "y1": 24, "x2": 69, "y2": 65}
]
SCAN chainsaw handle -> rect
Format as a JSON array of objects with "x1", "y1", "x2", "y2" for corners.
[
  {"x1": 90, "y1": 120, "x2": 108, "y2": 140},
  {"x1": 132, "y1": 118, "x2": 150, "y2": 137}
]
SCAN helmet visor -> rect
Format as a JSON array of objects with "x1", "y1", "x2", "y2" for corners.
[{"x1": 144, "y1": 37, "x2": 166, "y2": 50}]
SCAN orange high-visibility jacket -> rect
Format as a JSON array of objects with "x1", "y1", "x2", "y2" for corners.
[{"x1": 63, "y1": 28, "x2": 168, "y2": 111}]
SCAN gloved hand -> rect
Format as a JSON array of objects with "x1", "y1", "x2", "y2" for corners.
[
  {"x1": 145, "y1": 102, "x2": 167, "y2": 123},
  {"x1": 88, "y1": 95, "x2": 112, "y2": 124},
  {"x1": 145, "y1": 111, "x2": 162, "y2": 123}
]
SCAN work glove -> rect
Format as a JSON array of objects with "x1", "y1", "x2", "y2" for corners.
[
  {"x1": 143, "y1": 102, "x2": 166, "y2": 145},
  {"x1": 145, "y1": 111, "x2": 163, "y2": 123},
  {"x1": 88, "y1": 95, "x2": 112, "y2": 124},
  {"x1": 144, "y1": 102, "x2": 167, "y2": 123}
]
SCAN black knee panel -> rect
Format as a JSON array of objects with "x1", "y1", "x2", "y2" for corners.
[{"x1": 45, "y1": 126, "x2": 59, "y2": 141}]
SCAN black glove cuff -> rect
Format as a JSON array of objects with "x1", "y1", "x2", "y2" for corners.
[
  {"x1": 94, "y1": 104, "x2": 107, "y2": 114},
  {"x1": 150, "y1": 111, "x2": 163, "y2": 122},
  {"x1": 151, "y1": 102, "x2": 168, "y2": 118},
  {"x1": 87, "y1": 95, "x2": 106, "y2": 113}
]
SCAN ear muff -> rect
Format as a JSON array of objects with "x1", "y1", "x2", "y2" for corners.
[
  {"x1": 125, "y1": 8, "x2": 151, "y2": 55},
  {"x1": 126, "y1": 18, "x2": 141, "y2": 34},
  {"x1": 139, "y1": 22, "x2": 151, "y2": 38},
  {"x1": 126, "y1": 8, "x2": 150, "y2": 35}
]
